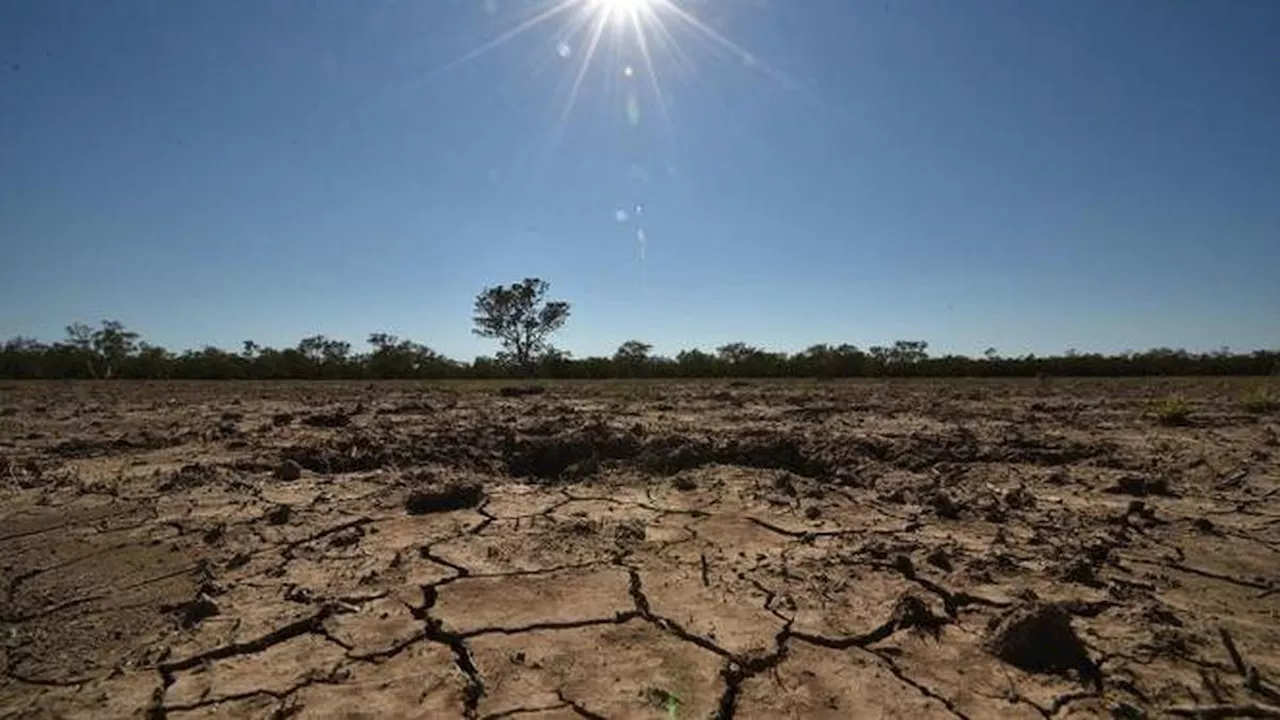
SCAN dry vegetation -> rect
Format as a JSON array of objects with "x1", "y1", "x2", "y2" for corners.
[{"x1": 1, "y1": 378, "x2": 1278, "y2": 719}]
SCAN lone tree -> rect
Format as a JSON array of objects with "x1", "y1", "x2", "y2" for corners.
[
  {"x1": 472, "y1": 278, "x2": 570, "y2": 375},
  {"x1": 65, "y1": 320, "x2": 139, "y2": 379},
  {"x1": 613, "y1": 340, "x2": 653, "y2": 377}
]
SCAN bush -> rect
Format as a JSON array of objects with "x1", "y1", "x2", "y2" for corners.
[
  {"x1": 1242, "y1": 387, "x2": 1280, "y2": 415},
  {"x1": 1153, "y1": 396, "x2": 1192, "y2": 426}
]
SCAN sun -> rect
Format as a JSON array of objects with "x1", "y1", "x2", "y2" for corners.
[{"x1": 424, "y1": 0, "x2": 781, "y2": 145}]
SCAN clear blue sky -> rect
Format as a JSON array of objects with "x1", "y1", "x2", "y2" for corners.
[{"x1": 2, "y1": 0, "x2": 1277, "y2": 360}]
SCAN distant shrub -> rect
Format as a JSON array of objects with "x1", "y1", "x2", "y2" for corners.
[
  {"x1": 1153, "y1": 396, "x2": 1192, "y2": 426},
  {"x1": 1241, "y1": 387, "x2": 1279, "y2": 415}
]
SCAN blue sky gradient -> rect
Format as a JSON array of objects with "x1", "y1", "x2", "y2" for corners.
[{"x1": 2, "y1": 0, "x2": 1277, "y2": 360}]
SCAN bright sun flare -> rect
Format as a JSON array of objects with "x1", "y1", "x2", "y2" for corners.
[
  {"x1": 424, "y1": 0, "x2": 782, "y2": 170},
  {"x1": 591, "y1": 0, "x2": 655, "y2": 13},
  {"x1": 417, "y1": 0, "x2": 785, "y2": 264}
]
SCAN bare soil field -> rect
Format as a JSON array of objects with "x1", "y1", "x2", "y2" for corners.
[{"x1": 1, "y1": 378, "x2": 1278, "y2": 719}]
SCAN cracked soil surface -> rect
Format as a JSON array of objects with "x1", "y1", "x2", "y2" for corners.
[{"x1": 1, "y1": 378, "x2": 1279, "y2": 719}]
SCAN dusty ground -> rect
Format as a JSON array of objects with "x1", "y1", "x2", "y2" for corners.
[{"x1": 1, "y1": 378, "x2": 1278, "y2": 719}]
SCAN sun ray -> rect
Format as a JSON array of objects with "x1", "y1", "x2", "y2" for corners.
[
  {"x1": 630, "y1": 6, "x2": 673, "y2": 131},
  {"x1": 418, "y1": 0, "x2": 581, "y2": 84},
  {"x1": 658, "y1": 1, "x2": 791, "y2": 86},
  {"x1": 435, "y1": 0, "x2": 792, "y2": 192},
  {"x1": 559, "y1": 8, "x2": 611, "y2": 130},
  {"x1": 532, "y1": 6, "x2": 612, "y2": 185}
]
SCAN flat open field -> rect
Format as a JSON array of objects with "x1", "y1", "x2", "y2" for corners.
[{"x1": 1, "y1": 378, "x2": 1278, "y2": 719}]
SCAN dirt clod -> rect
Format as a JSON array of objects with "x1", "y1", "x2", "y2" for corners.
[
  {"x1": 1060, "y1": 555, "x2": 1100, "y2": 586},
  {"x1": 891, "y1": 592, "x2": 948, "y2": 636},
  {"x1": 302, "y1": 411, "x2": 351, "y2": 428},
  {"x1": 275, "y1": 459, "x2": 303, "y2": 481},
  {"x1": 983, "y1": 601, "x2": 1095, "y2": 680},
  {"x1": 404, "y1": 478, "x2": 484, "y2": 514},
  {"x1": 930, "y1": 489, "x2": 961, "y2": 519},
  {"x1": 1107, "y1": 475, "x2": 1174, "y2": 497},
  {"x1": 498, "y1": 385, "x2": 546, "y2": 397},
  {"x1": 169, "y1": 593, "x2": 220, "y2": 629},
  {"x1": 925, "y1": 547, "x2": 954, "y2": 572},
  {"x1": 1192, "y1": 517, "x2": 1216, "y2": 534},
  {"x1": 266, "y1": 503, "x2": 293, "y2": 525}
]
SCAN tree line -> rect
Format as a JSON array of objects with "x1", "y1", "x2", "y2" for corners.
[
  {"x1": 1, "y1": 279, "x2": 1276, "y2": 380},
  {"x1": 3, "y1": 323, "x2": 1276, "y2": 380}
]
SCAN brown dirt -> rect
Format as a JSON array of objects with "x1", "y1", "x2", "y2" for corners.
[{"x1": 1, "y1": 378, "x2": 1278, "y2": 719}]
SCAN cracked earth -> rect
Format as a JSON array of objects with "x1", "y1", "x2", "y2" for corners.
[{"x1": 1, "y1": 379, "x2": 1279, "y2": 718}]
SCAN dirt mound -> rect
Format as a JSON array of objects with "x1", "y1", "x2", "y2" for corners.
[
  {"x1": 156, "y1": 463, "x2": 221, "y2": 492},
  {"x1": 49, "y1": 431, "x2": 183, "y2": 459},
  {"x1": 638, "y1": 432, "x2": 826, "y2": 476},
  {"x1": 504, "y1": 423, "x2": 641, "y2": 479},
  {"x1": 986, "y1": 430, "x2": 1111, "y2": 465},
  {"x1": 715, "y1": 433, "x2": 820, "y2": 475},
  {"x1": 636, "y1": 436, "x2": 715, "y2": 474},
  {"x1": 281, "y1": 434, "x2": 395, "y2": 473}
]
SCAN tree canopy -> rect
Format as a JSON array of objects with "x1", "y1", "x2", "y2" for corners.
[
  {"x1": 472, "y1": 278, "x2": 571, "y2": 374},
  {"x1": 2, "y1": 282, "x2": 1276, "y2": 380},
  {"x1": 1, "y1": 320, "x2": 1276, "y2": 380}
]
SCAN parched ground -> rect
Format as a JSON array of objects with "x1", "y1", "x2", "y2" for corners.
[{"x1": 1, "y1": 378, "x2": 1278, "y2": 719}]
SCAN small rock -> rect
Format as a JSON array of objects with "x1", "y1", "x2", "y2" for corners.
[
  {"x1": 672, "y1": 475, "x2": 697, "y2": 491},
  {"x1": 274, "y1": 459, "x2": 302, "y2": 481}
]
